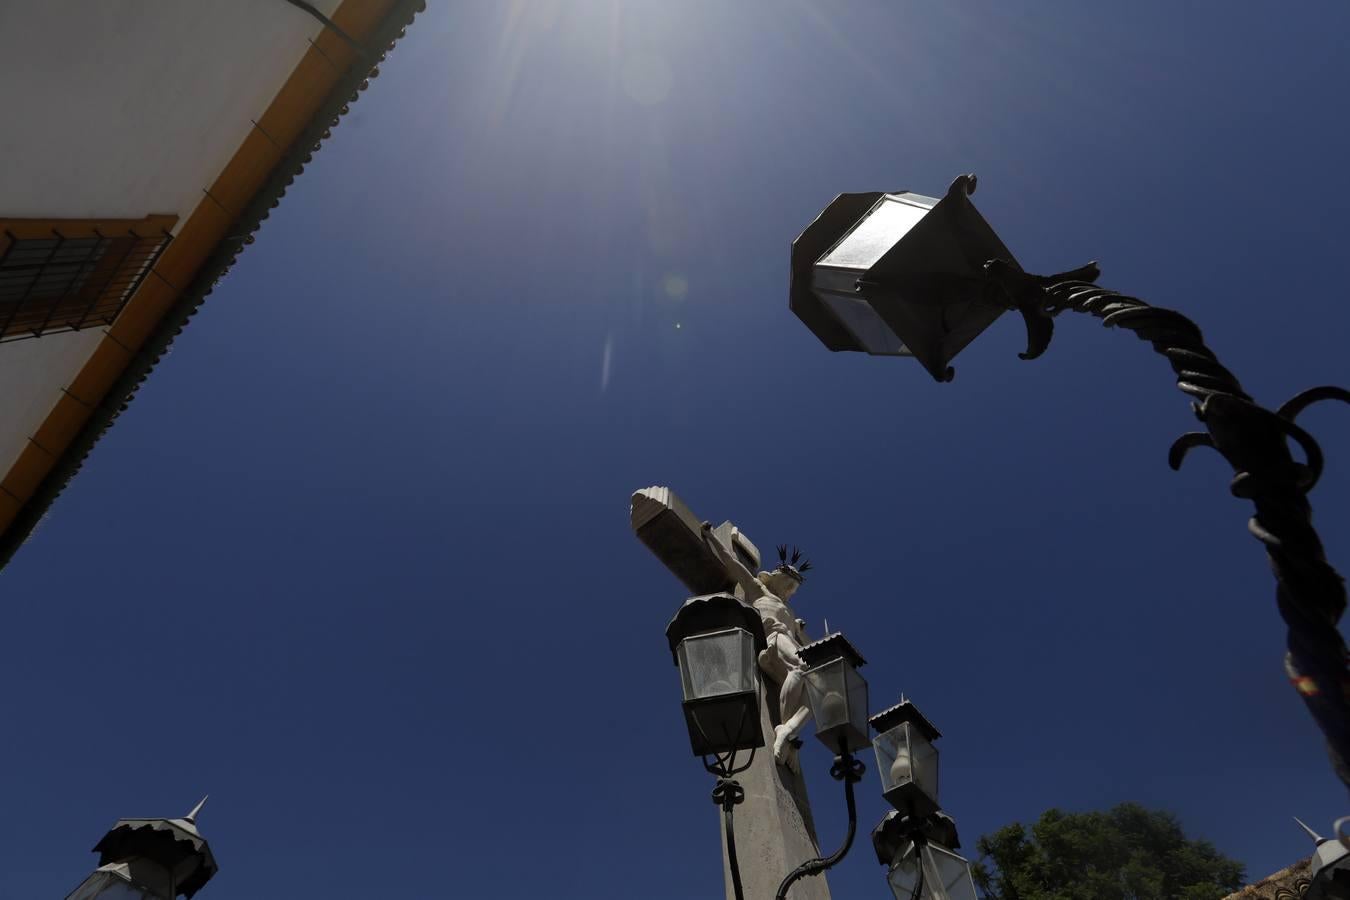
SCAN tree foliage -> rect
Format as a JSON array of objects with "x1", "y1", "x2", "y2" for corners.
[{"x1": 973, "y1": 803, "x2": 1244, "y2": 900}]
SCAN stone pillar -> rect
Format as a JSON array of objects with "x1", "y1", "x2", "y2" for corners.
[
  {"x1": 632, "y1": 487, "x2": 832, "y2": 900},
  {"x1": 721, "y1": 678, "x2": 831, "y2": 900}
]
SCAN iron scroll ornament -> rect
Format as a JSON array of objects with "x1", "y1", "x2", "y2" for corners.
[{"x1": 968, "y1": 228, "x2": 1350, "y2": 790}]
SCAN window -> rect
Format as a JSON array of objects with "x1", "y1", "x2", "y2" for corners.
[{"x1": 0, "y1": 216, "x2": 175, "y2": 342}]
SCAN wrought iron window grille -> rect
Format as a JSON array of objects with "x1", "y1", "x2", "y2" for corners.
[{"x1": 0, "y1": 218, "x2": 174, "y2": 342}]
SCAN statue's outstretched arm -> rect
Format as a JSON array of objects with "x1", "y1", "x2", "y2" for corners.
[{"x1": 700, "y1": 521, "x2": 762, "y2": 599}]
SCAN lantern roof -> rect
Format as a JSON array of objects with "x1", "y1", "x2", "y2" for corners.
[
  {"x1": 870, "y1": 698, "x2": 941, "y2": 742},
  {"x1": 664, "y1": 593, "x2": 766, "y2": 662},
  {"x1": 91, "y1": 798, "x2": 216, "y2": 899},
  {"x1": 798, "y1": 632, "x2": 867, "y2": 669}
]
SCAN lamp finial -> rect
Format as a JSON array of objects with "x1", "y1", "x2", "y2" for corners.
[
  {"x1": 1294, "y1": 816, "x2": 1326, "y2": 844},
  {"x1": 184, "y1": 795, "x2": 209, "y2": 825}
]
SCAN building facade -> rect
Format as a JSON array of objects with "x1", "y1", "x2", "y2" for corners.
[{"x1": 0, "y1": 0, "x2": 422, "y2": 567}]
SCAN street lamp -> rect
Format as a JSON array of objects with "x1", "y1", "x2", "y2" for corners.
[
  {"x1": 666, "y1": 593, "x2": 767, "y2": 759},
  {"x1": 800, "y1": 632, "x2": 871, "y2": 755},
  {"x1": 666, "y1": 592, "x2": 768, "y2": 900},
  {"x1": 792, "y1": 174, "x2": 1350, "y2": 791},
  {"x1": 65, "y1": 798, "x2": 216, "y2": 900},
  {"x1": 775, "y1": 633, "x2": 871, "y2": 900},
  {"x1": 868, "y1": 702, "x2": 977, "y2": 900},
  {"x1": 788, "y1": 179, "x2": 1017, "y2": 382},
  {"x1": 870, "y1": 698, "x2": 942, "y2": 822}
]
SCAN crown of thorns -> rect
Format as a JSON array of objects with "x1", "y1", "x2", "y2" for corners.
[{"x1": 774, "y1": 545, "x2": 813, "y2": 583}]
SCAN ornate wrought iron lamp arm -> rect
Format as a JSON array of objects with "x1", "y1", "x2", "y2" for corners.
[
  {"x1": 986, "y1": 259, "x2": 1350, "y2": 789},
  {"x1": 776, "y1": 752, "x2": 866, "y2": 900}
]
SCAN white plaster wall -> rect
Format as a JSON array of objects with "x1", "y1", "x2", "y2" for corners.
[{"x1": 0, "y1": 0, "x2": 341, "y2": 480}]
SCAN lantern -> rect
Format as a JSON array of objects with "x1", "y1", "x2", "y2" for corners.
[
  {"x1": 798, "y1": 633, "x2": 870, "y2": 754},
  {"x1": 65, "y1": 799, "x2": 216, "y2": 900},
  {"x1": 789, "y1": 175, "x2": 1017, "y2": 382},
  {"x1": 665, "y1": 593, "x2": 767, "y2": 756},
  {"x1": 870, "y1": 699, "x2": 942, "y2": 820}
]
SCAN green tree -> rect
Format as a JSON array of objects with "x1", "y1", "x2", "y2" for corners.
[{"x1": 973, "y1": 803, "x2": 1244, "y2": 900}]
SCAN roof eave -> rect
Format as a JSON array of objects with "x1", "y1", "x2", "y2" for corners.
[{"x1": 0, "y1": 0, "x2": 425, "y2": 570}]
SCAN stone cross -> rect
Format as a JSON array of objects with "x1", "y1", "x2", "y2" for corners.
[{"x1": 632, "y1": 486, "x2": 833, "y2": 900}]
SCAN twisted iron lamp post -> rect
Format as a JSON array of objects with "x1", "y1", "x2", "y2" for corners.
[
  {"x1": 790, "y1": 174, "x2": 1350, "y2": 791},
  {"x1": 988, "y1": 256, "x2": 1350, "y2": 790},
  {"x1": 665, "y1": 594, "x2": 767, "y2": 900}
]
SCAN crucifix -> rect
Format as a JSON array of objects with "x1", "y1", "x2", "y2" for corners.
[{"x1": 632, "y1": 486, "x2": 833, "y2": 900}]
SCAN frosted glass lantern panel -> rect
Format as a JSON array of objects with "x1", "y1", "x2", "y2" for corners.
[
  {"x1": 875, "y1": 721, "x2": 939, "y2": 802},
  {"x1": 677, "y1": 628, "x2": 756, "y2": 701},
  {"x1": 819, "y1": 293, "x2": 907, "y2": 355},
  {"x1": 804, "y1": 659, "x2": 849, "y2": 732},
  {"x1": 923, "y1": 844, "x2": 979, "y2": 900},
  {"x1": 885, "y1": 841, "x2": 921, "y2": 899},
  {"x1": 818, "y1": 197, "x2": 930, "y2": 270},
  {"x1": 802, "y1": 658, "x2": 871, "y2": 752},
  {"x1": 885, "y1": 844, "x2": 978, "y2": 900},
  {"x1": 846, "y1": 664, "x2": 869, "y2": 738}
]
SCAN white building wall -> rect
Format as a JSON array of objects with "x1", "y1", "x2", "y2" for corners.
[{"x1": 0, "y1": 0, "x2": 341, "y2": 479}]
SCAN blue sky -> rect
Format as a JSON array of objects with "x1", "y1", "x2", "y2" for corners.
[{"x1": 5, "y1": 2, "x2": 1350, "y2": 897}]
